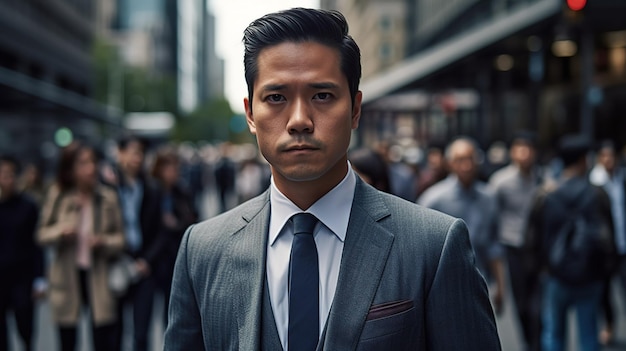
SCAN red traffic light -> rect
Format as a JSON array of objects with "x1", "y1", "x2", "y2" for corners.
[{"x1": 566, "y1": 0, "x2": 586, "y2": 11}]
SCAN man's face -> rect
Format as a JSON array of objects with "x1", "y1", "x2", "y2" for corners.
[
  {"x1": 244, "y1": 41, "x2": 361, "y2": 184},
  {"x1": 0, "y1": 162, "x2": 17, "y2": 197},
  {"x1": 448, "y1": 142, "x2": 477, "y2": 187},
  {"x1": 510, "y1": 141, "x2": 536, "y2": 171},
  {"x1": 118, "y1": 141, "x2": 145, "y2": 176},
  {"x1": 598, "y1": 147, "x2": 616, "y2": 173},
  {"x1": 427, "y1": 149, "x2": 445, "y2": 173}
]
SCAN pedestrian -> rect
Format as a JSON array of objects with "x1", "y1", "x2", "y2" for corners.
[
  {"x1": 527, "y1": 135, "x2": 616, "y2": 351},
  {"x1": 150, "y1": 147, "x2": 197, "y2": 328},
  {"x1": 37, "y1": 142, "x2": 124, "y2": 351},
  {"x1": 164, "y1": 8, "x2": 500, "y2": 350},
  {"x1": 0, "y1": 155, "x2": 45, "y2": 351},
  {"x1": 418, "y1": 136, "x2": 506, "y2": 314},
  {"x1": 489, "y1": 131, "x2": 544, "y2": 351},
  {"x1": 236, "y1": 156, "x2": 268, "y2": 203},
  {"x1": 106, "y1": 135, "x2": 165, "y2": 351},
  {"x1": 589, "y1": 140, "x2": 626, "y2": 346},
  {"x1": 213, "y1": 143, "x2": 236, "y2": 213},
  {"x1": 386, "y1": 144, "x2": 418, "y2": 201},
  {"x1": 416, "y1": 144, "x2": 448, "y2": 198},
  {"x1": 18, "y1": 161, "x2": 46, "y2": 206},
  {"x1": 349, "y1": 147, "x2": 391, "y2": 192}
]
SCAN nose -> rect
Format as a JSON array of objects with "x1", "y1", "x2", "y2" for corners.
[{"x1": 286, "y1": 99, "x2": 313, "y2": 134}]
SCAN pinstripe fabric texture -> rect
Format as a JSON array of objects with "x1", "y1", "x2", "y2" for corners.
[{"x1": 164, "y1": 178, "x2": 501, "y2": 351}]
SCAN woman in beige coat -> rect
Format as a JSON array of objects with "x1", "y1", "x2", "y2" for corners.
[{"x1": 38, "y1": 141, "x2": 124, "y2": 351}]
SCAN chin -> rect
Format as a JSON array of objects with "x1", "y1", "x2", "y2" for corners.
[{"x1": 276, "y1": 165, "x2": 326, "y2": 183}]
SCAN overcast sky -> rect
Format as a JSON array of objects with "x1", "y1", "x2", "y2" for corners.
[{"x1": 209, "y1": 0, "x2": 320, "y2": 113}]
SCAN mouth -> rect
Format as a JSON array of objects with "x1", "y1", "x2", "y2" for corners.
[{"x1": 283, "y1": 145, "x2": 320, "y2": 153}]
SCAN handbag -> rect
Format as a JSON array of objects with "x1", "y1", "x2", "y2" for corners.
[{"x1": 108, "y1": 254, "x2": 140, "y2": 297}]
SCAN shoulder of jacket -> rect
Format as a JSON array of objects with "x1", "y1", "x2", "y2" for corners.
[{"x1": 96, "y1": 184, "x2": 119, "y2": 200}]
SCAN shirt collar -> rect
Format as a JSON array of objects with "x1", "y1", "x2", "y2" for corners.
[
  {"x1": 447, "y1": 175, "x2": 478, "y2": 197},
  {"x1": 269, "y1": 163, "x2": 357, "y2": 246}
]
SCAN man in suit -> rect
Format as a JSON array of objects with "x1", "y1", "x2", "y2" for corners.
[{"x1": 164, "y1": 8, "x2": 501, "y2": 351}]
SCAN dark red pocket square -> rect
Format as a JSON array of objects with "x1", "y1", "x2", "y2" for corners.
[{"x1": 366, "y1": 300, "x2": 414, "y2": 321}]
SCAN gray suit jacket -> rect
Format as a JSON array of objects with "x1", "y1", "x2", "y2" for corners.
[{"x1": 164, "y1": 178, "x2": 501, "y2": 350}]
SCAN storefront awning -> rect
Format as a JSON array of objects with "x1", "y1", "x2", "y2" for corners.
[
  {"x1": 0, "y1": 66, "x2": 122, "y2": 125},
  {"x1": 361, "y1": 0, "x2": 561, "y2": 104}
]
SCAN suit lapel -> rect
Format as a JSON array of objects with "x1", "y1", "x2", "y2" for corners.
[
  {"x1": 261, "y1": 275, "x2": 283, "y2": 350},
  {"x1": 319, "y1": 180, "x2": 395, "y2": 350},
  {"x1": 228, "y1": 191, "x2": 271, "y2": 351}
]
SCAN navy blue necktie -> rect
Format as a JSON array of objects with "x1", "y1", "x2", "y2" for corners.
[{"x1": 288, "y1": 213, "x2": 319, "y2": 351}]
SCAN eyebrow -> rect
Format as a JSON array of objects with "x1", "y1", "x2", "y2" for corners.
[
  {"x1": 260, "y1": 82, "x2": 340, "y2": 92},
  {"x1": 309, "y1": 82, "x2": 340, "y2": 90}
]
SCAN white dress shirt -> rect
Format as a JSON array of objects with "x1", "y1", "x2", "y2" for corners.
[{"x1": 267, "y1": 164, "x2": 356, "y2": 350}]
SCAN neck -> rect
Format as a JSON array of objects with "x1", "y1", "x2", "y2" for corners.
[
  {"x1": 77, "y1": 183, "x2": 95, "y2": 196},
  {"x1": 273, "y1": 159, "x2": 349, "y2": 210},
  {"x1": 0, "y1": 189, "x2": 14, "y2": 201},
  {"x1": 121, "y1": 167, "x2": 139, "y2": 184},
  {"x1": 459, "y1": 181, "x2": 474, "y2": 190},
  {"x1": 562, "y1": 167, "x2": 585, "y2": 178},
  {"x1": 517, "y1": 164, "x2": 532, "y2": 177},
  {"x1": 162, "y1": 181, "x2": 174, "y2": 192}
]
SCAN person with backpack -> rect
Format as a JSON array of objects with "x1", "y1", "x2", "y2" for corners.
[
  {"x1": 589, "y1": 140, "x2": 626, "y2": 346},
  {"x1": 526, "y1": 135, "x2": 616, "y2": 351}
]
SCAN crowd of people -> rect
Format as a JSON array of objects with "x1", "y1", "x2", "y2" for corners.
[
  {"x1": 353, "y1": 132, "x2": 625, "y2": 351},
  {"x1": 1, "y1": 130, "x2": 625, "y2": 351},
  {"x1": 0, "y1": 136, "x2": 203, "y2": 351}
]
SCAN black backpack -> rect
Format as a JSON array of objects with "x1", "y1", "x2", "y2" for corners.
[{"x1": 547, "y1": 184, "x2": 615, "y2": 285}]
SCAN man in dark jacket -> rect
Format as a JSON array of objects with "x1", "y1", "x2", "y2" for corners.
[
  {"x1": 0, "y1": 155, "x2": 44, "y2": 351},
  {"x1": 108, "y1": 136, "x2": 165, "y2": 351},
  {"x1": 527, "y1": 135, "x2": 615, "y2": 351}
]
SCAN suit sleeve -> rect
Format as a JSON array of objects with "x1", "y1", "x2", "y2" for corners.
[
  {"x1": 426, "y1": 219, "x2": 502, "y2": 350},
  {"x1": 163, "y1": 225, "x2": 204, "y2": 351}
]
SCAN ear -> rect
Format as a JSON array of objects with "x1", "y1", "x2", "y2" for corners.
[
  {"x1": 244, "y1": 97, "x2": 257, "y2": 135},
  {"x1": 351, "y1": 91, "x2": 363, "y2": 130}
]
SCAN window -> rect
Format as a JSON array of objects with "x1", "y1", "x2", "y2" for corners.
[
  {"x1": 380, "y1": 15, "x2": 392, "y2": 32},
  {"x1": 380, "y1": 42, "x2": 393, "y2": 61}
]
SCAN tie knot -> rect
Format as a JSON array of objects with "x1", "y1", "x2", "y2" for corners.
[{"x1": 292, "y1": 213, "x2": 318, "y2": 236}]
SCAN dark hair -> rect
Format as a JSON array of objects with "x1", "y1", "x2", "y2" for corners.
[
  {"x1": 558, "y1": 134, "x2": 590, "y2": 168},
  {"x1": 243, "y1": 7, "x2": 361, "y2": 107},
  {"x1": 349, "y1": 148, "x2": 390, "y2": 193},
  {"x1": 117, "y1": 135, "x2": 147, "y2": 151},
  {"x1": 56, "y1": 141, "x2": 98, "y2": 192},
  {"x1": 510, "y1": 130, "x2": 537, "y2": 148},
  {"x1": 0, "y1": 154, "x2": 20, "y2": 173},
  {"x1": 151, "y1": 147, "x2": 180, "y2": 181},
  {"x1": 596, "y1": 139, "x2": 615, "y2": 153}
]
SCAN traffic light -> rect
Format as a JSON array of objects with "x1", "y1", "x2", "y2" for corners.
[{"x1": 566, "y1": 0, "x2": 586, "y2": 11}]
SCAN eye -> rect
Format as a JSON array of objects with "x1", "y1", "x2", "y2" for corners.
[
  {"x1": 313, "y1": 92, "x2": 333, "y2": 101},
  {"x1": 265, "y1": 94, "x2": 285, "y2": 103}
]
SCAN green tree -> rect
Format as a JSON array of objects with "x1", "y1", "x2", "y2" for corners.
[
  {"x1": 172, "y1": 98, "x2": 252, "y2": 143},
  {"x1": 91, "y1": 37, "x2": 179, "y2": 115}
]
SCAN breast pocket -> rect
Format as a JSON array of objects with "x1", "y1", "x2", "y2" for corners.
[{"x1": 357, "y1": 300, "x2": 420, "y2": 351}]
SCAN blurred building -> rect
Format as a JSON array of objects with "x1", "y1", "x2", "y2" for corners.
[
  {"x1": 0, "y1": 0, "x2": 122, "y2": 169},
  {"x1": 323, "y1": 0, "x2": 626, "y2": 153},
  {"x1": 114, "y1": 0, "x2": 174, "y2": 72},
  {"x1": 111, "y1": 0, "x2": 223, "y2": 114},
  {"x1": 178, "y1": 0, "x2": 225, "y2": 113},
  {"x1": 321, "y1": 0, "x2": 407, "y2": 80}
]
